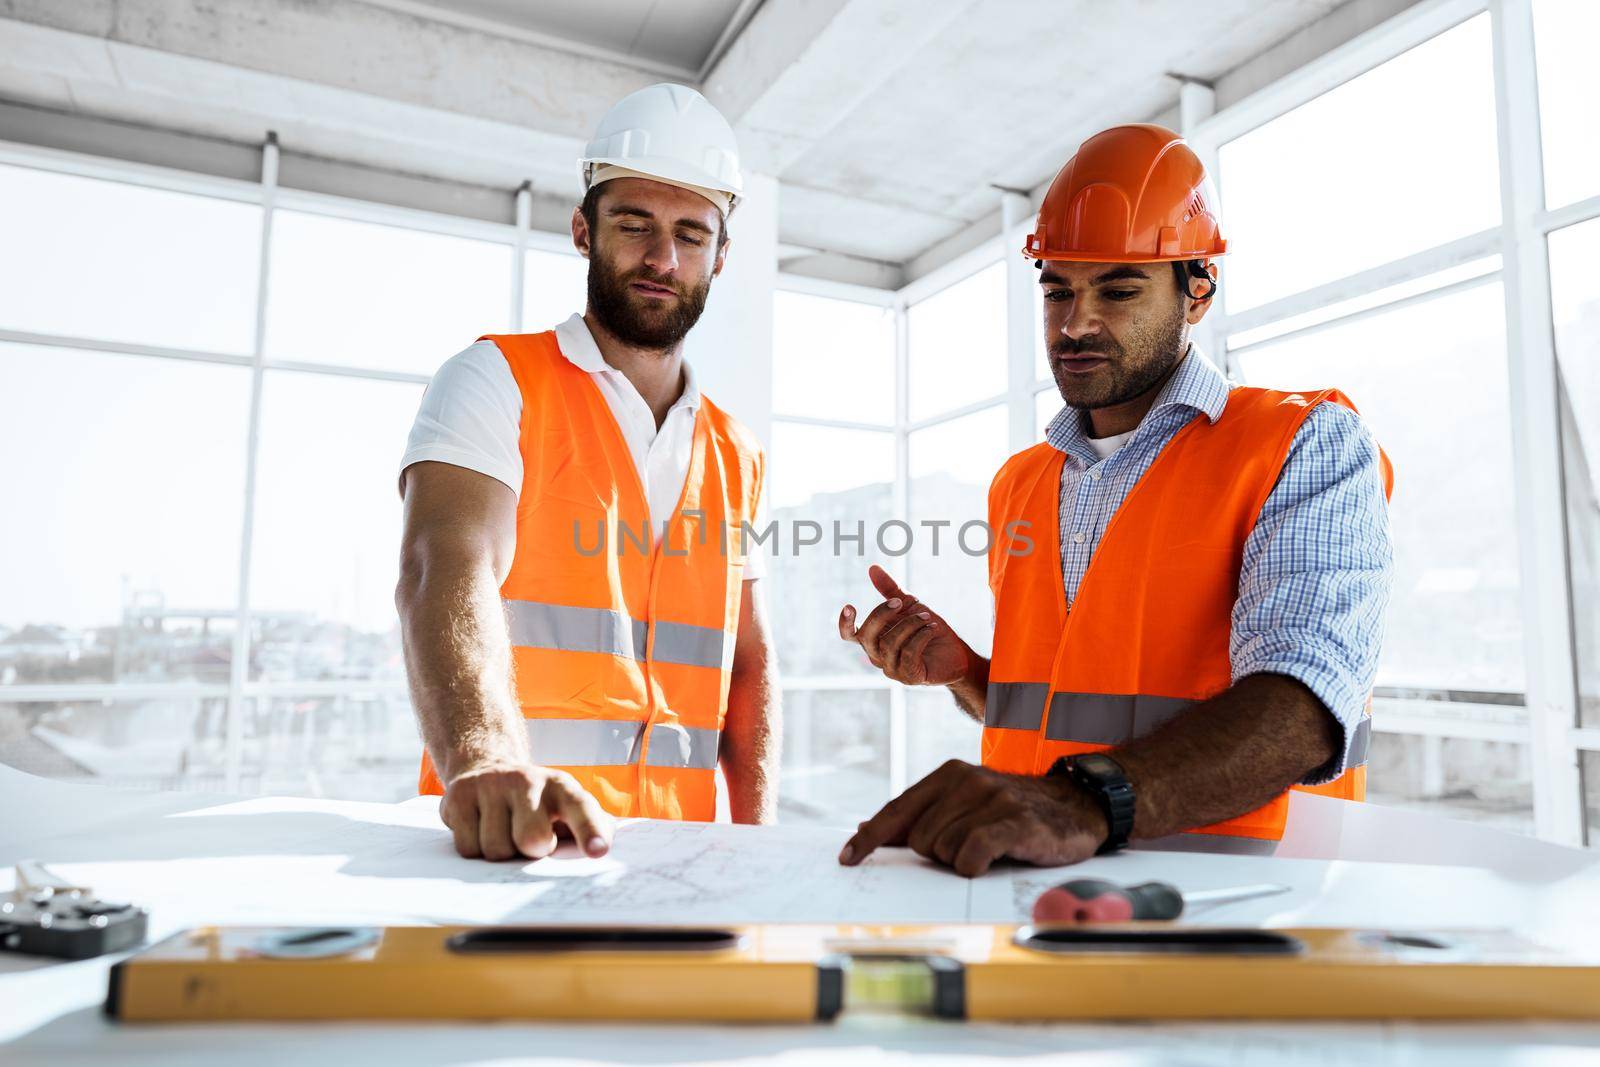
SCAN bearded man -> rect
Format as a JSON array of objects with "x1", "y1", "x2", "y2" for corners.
[{"x1": 397, "y1": 84, "x2": 777, "y2": 862}]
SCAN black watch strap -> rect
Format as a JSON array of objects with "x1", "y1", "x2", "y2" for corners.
[{"x1": 1049, "y1": 754, "x2": 1135, "y2": 854}]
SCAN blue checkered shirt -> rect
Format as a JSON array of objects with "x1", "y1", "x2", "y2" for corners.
[{"x1": 1039, "y1": 347, "x2": 1393, "y2": 784}]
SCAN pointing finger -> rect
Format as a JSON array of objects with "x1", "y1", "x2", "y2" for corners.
[
  {"x1": 839, "y1": 775, "x2": 943, "y2": 866},
  {"x1": 867, "y1": 564, "x2": 906, "y2": 601}
]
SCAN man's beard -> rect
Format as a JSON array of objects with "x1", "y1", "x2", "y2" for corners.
[
  {"x1": 1049, "y1": 305, "x2": 1187, "y2": 410},
  {"x1": 586, "y1": 249, "x2": 712, "y2": 350}
]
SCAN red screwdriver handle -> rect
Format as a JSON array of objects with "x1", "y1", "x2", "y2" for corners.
[{"x1": 1032, "y1": 878, "x2": 1185, "y2": 923}]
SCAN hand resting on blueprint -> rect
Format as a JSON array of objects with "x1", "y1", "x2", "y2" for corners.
[
  {"x1": 440, "y1": 761, "x2": 616, "y2": 863},
  {"x1": 839, "y1": 760, "x2": 1110, "y2": 877}
]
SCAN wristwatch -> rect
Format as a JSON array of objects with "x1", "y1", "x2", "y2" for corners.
[{"x1": 1048, "y1": 752, "x2": 1135, "y2": 854}]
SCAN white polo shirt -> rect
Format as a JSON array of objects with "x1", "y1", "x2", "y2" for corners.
[{"x1": 400, "y1": 313, "x2": 765, "y2": 580}]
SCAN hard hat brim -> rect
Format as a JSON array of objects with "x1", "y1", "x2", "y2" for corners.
[
  {"x1": 1023, "y1": 248, "x2": 1229, "y2": 264},
  {"x1": 581, "y1": 155, "x2": 742, "y2": 197}
]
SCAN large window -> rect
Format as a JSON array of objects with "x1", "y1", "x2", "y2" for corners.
[
  {"x1": 0, "y1": 164, "x2": 261, "y2": 354},
  {"x1": 265, "y1": 210, "x2": 512, "y2": 374},
  {"x1": 1217, "y1": 15, "x2": 1500, "y2": 314},
  {"x1": 766, "y1": 287, "x2": 899, "y2": 826},
  {"x1": 1548, "y1": 218, "x2": 1600, "y2": 738},
  {"x1": 6, "y1": 0, "x2": 1595, "y2": 844},
  {"x1": 906, "y1": 262, "x2": 1006, "y2": 420},
  {"x1": 1235, "y1": 285, "x2": 1534, "y2": 834},
  {"x1": 0, "y1": 154, "x2": 587, "y2": 801},
  {"x1": 249, "y1": 371, "x2": 425, "y2": 684},
  {"x1": 1532, "y1": 0, "x2": 1600, "y2": 210},
  {"x1": 1199, "y1": 0, "x2": 1598, "y2": 842},
  {"x1": 769, "y1": 266, "x2": 1011, "y2": 828}
]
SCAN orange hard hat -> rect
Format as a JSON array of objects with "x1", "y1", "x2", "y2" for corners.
[{"x1": 1023, "y1": 123, "x2": 1228, "y2": 264}]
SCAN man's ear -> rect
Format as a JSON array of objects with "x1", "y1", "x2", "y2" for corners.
[
  {"x1": 712, "y1": 236, "x2": 731, "y2": 279},
  {"x1": 571, "y1": 205, "x2": 591, "y2": 260},
  {"x1": 1186, "y1": 261, "x2": 1219, "y2": 325}
]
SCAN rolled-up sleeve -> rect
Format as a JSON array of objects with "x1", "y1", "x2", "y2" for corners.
[{"x1": 1231, "y1": 401, "x2": 1394, "y2": 785}]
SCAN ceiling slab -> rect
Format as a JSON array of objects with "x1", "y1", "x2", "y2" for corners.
[
  {"x1": 357, "y1": 0, "x2": 751, "y2": 76},
  {"x1": 0, "y1": 0, "x2": 1427, "y2": 275}
]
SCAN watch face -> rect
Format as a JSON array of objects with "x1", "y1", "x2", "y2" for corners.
[{"x1": 1076, "y1": 754, "x2": 1119, "y2": 779}]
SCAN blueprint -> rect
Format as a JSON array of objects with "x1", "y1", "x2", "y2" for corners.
[{"x1": 1, "y1": 764, "x2": 1596, "y2": 946}]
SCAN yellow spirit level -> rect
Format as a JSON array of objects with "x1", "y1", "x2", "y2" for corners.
[{"x1": 106, "y1": 923, "x2": 1600, "y2": 1023}]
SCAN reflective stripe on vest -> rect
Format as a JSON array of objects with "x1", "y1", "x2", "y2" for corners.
[
  {"x1": 986, "y1": 683, "x2": 1373, "y2": 767},
  {"x1": 525, "y1": 718, "x2": 720, "y2": 770},
  {"x1": 503, "y1": 597, "x2": 728, "y2": 669}
]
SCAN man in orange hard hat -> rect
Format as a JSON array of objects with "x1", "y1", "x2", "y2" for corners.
[
  {"x1": 837, "y1": 124, "x2": 1394, "y2": 875},
  {"x1": 397, "y1": 84, "x2": 778, "y2": 862}
]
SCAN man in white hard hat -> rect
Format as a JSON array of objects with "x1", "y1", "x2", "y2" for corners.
[{"x1": 397, "y1": 84, "x2": 778, "y2": 862}]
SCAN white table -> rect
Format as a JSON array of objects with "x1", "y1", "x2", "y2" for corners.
[{"x1": 3, "y1": 764, "x2": 1598, "y2": 1066}]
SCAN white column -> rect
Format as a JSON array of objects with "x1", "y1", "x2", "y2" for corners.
[
  {"x1": 1178, "y1": 79, "x2": 1226, "y2": 373},
  {"x1": 226, "y1": 131, "x2": 280, "y2": 793},
  {"x1": 690, "y1": 171, "x2": 778, "y2": 449},
  {"x1": 891, "y1": 297, "x2": 911, "y2": 797},
  {"x1": 510, "y1": 181, "x2": 531, "y2": 332},
  {"x1": 1001, "y1": 192, "x2": 1037, "y2": 453},
  {"x1": 1490, "y1": 0, "x2": 1583, "y2": 844}
]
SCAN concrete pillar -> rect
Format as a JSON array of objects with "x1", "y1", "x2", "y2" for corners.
[{"x1": 690, "y1": 171, "x2": 778, "y2": 450}]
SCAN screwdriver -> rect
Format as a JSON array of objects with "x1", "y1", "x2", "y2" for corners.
[{"x1": 1031, "y1": 878, "x2": 1290, "y2": 924}]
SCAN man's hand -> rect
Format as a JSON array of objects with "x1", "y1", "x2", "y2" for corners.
[
  {"x1": 837, "y1": 760, "x2": 1109, "y2": 877},
  {"x1": 839, "y1": 565, "x2": 974, "y2": 687},
  {"x1": 441, "y1": 761, "x2": 615, "y2": 862}
]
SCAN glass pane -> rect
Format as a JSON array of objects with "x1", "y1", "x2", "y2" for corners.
[
  {"x1": 265, "y1": 211, "x2": 512, "y2": 374},
  {"x1": 1218, "y1": 15, "x2": 1499, "y2": 313},
  {"x1": 766, "y1": 423, "x2": 895, "y2": 678},
  {"x1": 908, "y1": 262, "x2": 1006, "y2": 420},
  {"x1": 244, "y1": 690, "x2": 420, "y2": 801},
  {"x1": 906, "y1": 688, "x2": 982, "y2": 785},
  {"x1": 777, "y1": 688, "x2": 889, "y2": 827},
  {"x1": 1035, "y1": 387, "x2": 1062, "y2": 440},
  {"x1": 1534, "y1": 0, "x2": 1600, "y2": 210},
  {"x1": 1236, "y1": 283, "x2": 1525, "y2": 693},
  {"x1": 1368, "y1": 730, "x2": 1533, "y2": 835},
  {"x1": 522, "y1": 247, "x2": 589, "y2": 333},
  {"x1": 1227, "y1": 257, "x2": 1501, "y2": 350},
  {"x1": 773, "y1": 291, "x2": 895, "y2": 424},
  {"x1": 249, "y1": 370, "x2": 424, "y2": 682},
  {"x1": 0, "y1": 695, "x2": 234, "y2": 788},
  {"x1": 0, "y1": 164, "x2": 260, "y2": 353},
  {"x1": 0, "y1": 343, "x2": 249, "y2": 687},
  {"x1": 908, "y1": 405, "x2": 1011, "y2": 661},
  {"x1": 1549, "y1": 218, "x2": 1600, "y2": 728}
]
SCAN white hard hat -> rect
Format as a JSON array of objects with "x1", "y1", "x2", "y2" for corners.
[{"x1": 579, "y1": 83, "x2": 743, "y2": 214}]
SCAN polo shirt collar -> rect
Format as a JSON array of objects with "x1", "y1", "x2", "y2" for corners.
[{"x1": 553, "y1": 312, "x2": 700, "y2": 414}]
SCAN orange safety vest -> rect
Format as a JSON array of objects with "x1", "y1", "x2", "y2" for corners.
[
  {"x1": 417, "y1": 331, "x2": 763, "y2": 821},
  {"x1": 984, "y1": 387, "x2": 1393, "y2": 845}
]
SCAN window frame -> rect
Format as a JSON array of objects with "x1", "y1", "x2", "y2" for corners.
[{"x1": 0, "y1": 141, "x2": 586, "y2": 792}]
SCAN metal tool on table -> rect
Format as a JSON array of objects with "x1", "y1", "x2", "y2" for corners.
[
  {"x1": 1, "y1": 860, "x2": 148, "y2": 959},
  {"x1": 1032, "y1": 877, "x2": 1291, "y2": 924}
]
